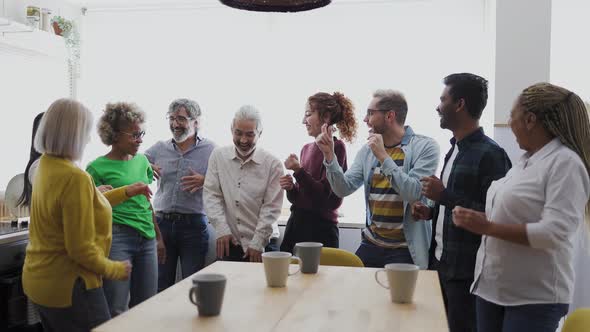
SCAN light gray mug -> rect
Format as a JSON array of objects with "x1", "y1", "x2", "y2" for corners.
[
  {"x1": 262, "y1": 251, "x2": 301, "y2": 287},
  {"x1": 294, "y1": 242, "x2": 323, "y2": 274},
  {"x1": 375, "y1": 263, "x2": 419, "y2": 303},
  {"x1": 189, "y1": 273, "x2": 227, "y2": 316}
]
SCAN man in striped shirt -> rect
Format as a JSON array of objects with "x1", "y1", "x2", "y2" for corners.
[{"x1": 316, "y1": 90, "x2": 440, "y2": 268}]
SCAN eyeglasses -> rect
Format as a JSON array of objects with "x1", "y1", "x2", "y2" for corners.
[
  {"x1": 166, "y1": 115, "x2": 192, "y2": 124},
  {"x1": 120, "y1": 131, "x2": 145, "y2": 140}
]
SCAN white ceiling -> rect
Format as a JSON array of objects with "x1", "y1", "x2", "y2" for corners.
[
  {"x1": 65, "y1": 0, "x2": 423, "y2": 10},
  {"x1": 65, "y1": 0, "x2": 217, "y2": 8}
]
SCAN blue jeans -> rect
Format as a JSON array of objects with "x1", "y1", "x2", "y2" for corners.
[
  {"x1": 476, "y1": 296, "x2": 569, "y2": 332},
  {"x1": 355, "y1": 239, "x2": 414, "y2": 268},
  {"x1": 35, "y1": 278, "x2": 110, "y2": 332},
  {"x1": 156, "y1": 214, "x2": 208, "y2": 291},
  {"x1": 103, "y1": 223, "x2": 158, "y2": 317}
]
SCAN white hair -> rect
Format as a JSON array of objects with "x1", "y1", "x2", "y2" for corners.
[
  {"x1": 232, "y1": 105, "x2": 263, "y2": 132},
  {"x1": 34, "y1": 98, "x2": 93, "y2": 161}
]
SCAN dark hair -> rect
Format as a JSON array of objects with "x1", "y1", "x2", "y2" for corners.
[
  {"x1": 17, "y1": 112, "x2": 45, "y2": 207},
  {"x1": 308, "y1": 92, "x2": 357, "y2": 143},
  {"x1": 373, "y1": 89, "x2": 408, "y2": 125},
  {"x1": 443, "y1": 73, "x2": 489, "y2": 120}
]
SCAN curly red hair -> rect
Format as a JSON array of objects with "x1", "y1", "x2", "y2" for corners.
[{"x1": 308, "y1": 92, "x2": 357, "y2": 143}]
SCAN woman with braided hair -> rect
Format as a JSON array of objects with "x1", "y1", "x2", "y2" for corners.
[
  {"x1": 452, "y1": 82, "x2": 590, "y2": 332},
  {"x1": 279, "y1": 92, "x2": 358, "y2": 253}
]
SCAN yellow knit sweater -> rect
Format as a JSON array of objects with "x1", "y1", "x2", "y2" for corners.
[{"x1": 22, "y1": 154, "x2": 128, "y2": 308}]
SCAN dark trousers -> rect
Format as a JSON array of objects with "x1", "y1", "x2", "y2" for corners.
[
  {"x1": 156, "y1": 213, "x2": 209, "y2": 292},
  {"x1": 222, "y1": 239, "x2": 278, "y2": 262},
  {"x1": 35, "y1": 278, "x2": 110, "y2": 332},
  {"x1": 440, "y1": 278, "x2": 476, "y2": 332},
  {"x1": 280, "y1": 208, "x2": 339, "y2": 253},
  {"x1": 431, "y1": 259, "x2": 476, "y2": 332},
  {"x1": 476, "y1": 296, "x2": 568, "y2": 332},
  {"x1": 354, "y1": 239, "x2": 414, "y2": 268}
]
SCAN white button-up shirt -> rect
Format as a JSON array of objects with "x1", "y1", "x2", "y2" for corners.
[
  {"x1": 204, "y1": 146, "x2": 283, "y2": 252},
  {"x1": 471, "y1": 138, "x2": 590, "y2": 305}
]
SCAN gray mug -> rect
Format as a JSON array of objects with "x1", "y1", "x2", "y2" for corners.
[
  {"x1": 294, "y1": 242, "x2": 323, "y2": 274},
  {"x1": 189, "y1": 273, "x2": 227, "y2": 316}
]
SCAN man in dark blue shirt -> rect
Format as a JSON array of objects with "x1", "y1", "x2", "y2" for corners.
[{"x1": 412, "y1": 73, "x2": 512, "y2": 332}]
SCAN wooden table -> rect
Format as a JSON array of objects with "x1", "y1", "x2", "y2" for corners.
[{"x1": 94, "y1": 261, "x2": 448, "y2": 332}]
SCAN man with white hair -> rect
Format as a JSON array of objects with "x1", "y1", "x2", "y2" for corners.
[{"x1": 204, "y1": 105, "x2": 283, "y2": 262}]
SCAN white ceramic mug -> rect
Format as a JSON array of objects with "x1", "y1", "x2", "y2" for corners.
[
  {"x1": 375, "y1": 263, "x2": 419, "y2": 303},
  {"x1": 262, "y1": 251, "x2": 301, "y2": 287}
]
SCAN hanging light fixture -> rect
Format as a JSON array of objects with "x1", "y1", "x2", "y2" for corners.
[{"x1": 219, "y1": 0, "x2": 331, "y2": 13}]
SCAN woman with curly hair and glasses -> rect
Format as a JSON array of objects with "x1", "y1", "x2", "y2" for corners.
[
  {"x1": 452, "y1": 83, "x2": 590, "y2": 332},
  {"x1": 279, "y1": 92, "x2": 358, "y2": 252},
  {"x1": 86, "y1": 102, "x2": 165, "y2": 318}
]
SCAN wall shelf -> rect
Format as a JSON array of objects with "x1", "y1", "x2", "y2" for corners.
[{"x1": 0, "y1": 17, "x2": 67, "y2": 59}]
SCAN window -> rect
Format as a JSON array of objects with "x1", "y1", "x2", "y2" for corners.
[{"x1": 78, "y1": 0, "x2": 492, "y2": 224}]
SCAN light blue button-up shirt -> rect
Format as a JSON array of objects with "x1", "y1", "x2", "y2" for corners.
[
  {"x1": 145, "y1": 136, "x2": 216, "y2": 214},
  {"x1": 324, "y1": 126, "x2": 440, "y2": 269}
]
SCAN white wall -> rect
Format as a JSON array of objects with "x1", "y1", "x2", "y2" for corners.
[
  {"x1": 0, "y1": 53, "x2": 69, "y2": 190},
  {"x1": 551, "y1": 0, "x2": 590, "y2": 102},
  {"x1": 0, "y1": 0, "x2": 81, "y2": 190},
  {"x1": 551, "y1": 0, "x2": 590, "y2": 314},
  {"x1": 491, "y1": 0, "x2": 552, "y2": 165},
  {"x1": 78, "y1": 0, "x2": 493, "y2": 223}
]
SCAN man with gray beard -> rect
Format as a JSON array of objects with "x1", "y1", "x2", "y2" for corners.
[{"x1": 145, "y1": 98, "x2": 216, "y2": 291}]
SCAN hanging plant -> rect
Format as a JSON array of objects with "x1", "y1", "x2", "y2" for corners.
[
  {"x1": 51, "y1": 16, "x2": 82, "y2": 89},
  {"x1": 51, "y1": 16, "x2": 73, "y2": 37}
]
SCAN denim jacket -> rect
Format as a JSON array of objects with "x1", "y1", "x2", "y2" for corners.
[{"x1": 324, "y1": 126, "x2": 440, "y2": 269}]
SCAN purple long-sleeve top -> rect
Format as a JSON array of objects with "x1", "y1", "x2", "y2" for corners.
[{"x1": 286, "y1": 138, "x2": 347, "y2": 223}]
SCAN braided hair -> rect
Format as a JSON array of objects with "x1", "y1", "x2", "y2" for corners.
[{"x1": 520, "y1": 83, "x2": 590, "y2": 218}]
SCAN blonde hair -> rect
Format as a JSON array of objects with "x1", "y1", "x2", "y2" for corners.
[
  {"x1": 97, "y1": 102, "x2": 145, "y2": 145},
  {"x1": 34, "y1": 98, "x2": 93, "y2": 161},
  {"x1": 520, "y1": 83, "x2": 590, "y2": 220}
]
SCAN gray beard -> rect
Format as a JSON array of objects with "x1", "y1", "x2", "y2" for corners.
[{"x1": 172, "y1": 129, "x2": 192, "y2": 143}]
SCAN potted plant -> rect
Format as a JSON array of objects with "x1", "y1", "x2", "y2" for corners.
[
  {"x1": 50, "y1": 16, "x2": 73, "y2": 37},
  {"x1": 50, "y1": 16, "x2": 81, "y2": 81}
]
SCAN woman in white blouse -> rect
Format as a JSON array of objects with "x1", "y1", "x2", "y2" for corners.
[{"x1": 452, "y1": 82, "x2": 590, "y2": 332}]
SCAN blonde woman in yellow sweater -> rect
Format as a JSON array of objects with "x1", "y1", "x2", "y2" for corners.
[{"x1": 22, "y1": 99, "x2": 152, "y2": 332}]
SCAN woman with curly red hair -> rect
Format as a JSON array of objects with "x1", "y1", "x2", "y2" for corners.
[{"x1": 279, "y1": 92, "x2": 357, "y2": 252}]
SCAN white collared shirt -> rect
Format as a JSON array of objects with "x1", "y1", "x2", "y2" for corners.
[
  {"x1": 204, "y1": 146, "x2": 283, "y2": 252},
  {"x1": 435, "y1": 145, "x2": 459, "y2": 260},
  {"x1": 471, "y1": 138, "x2": 590, "y2": 305}
]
